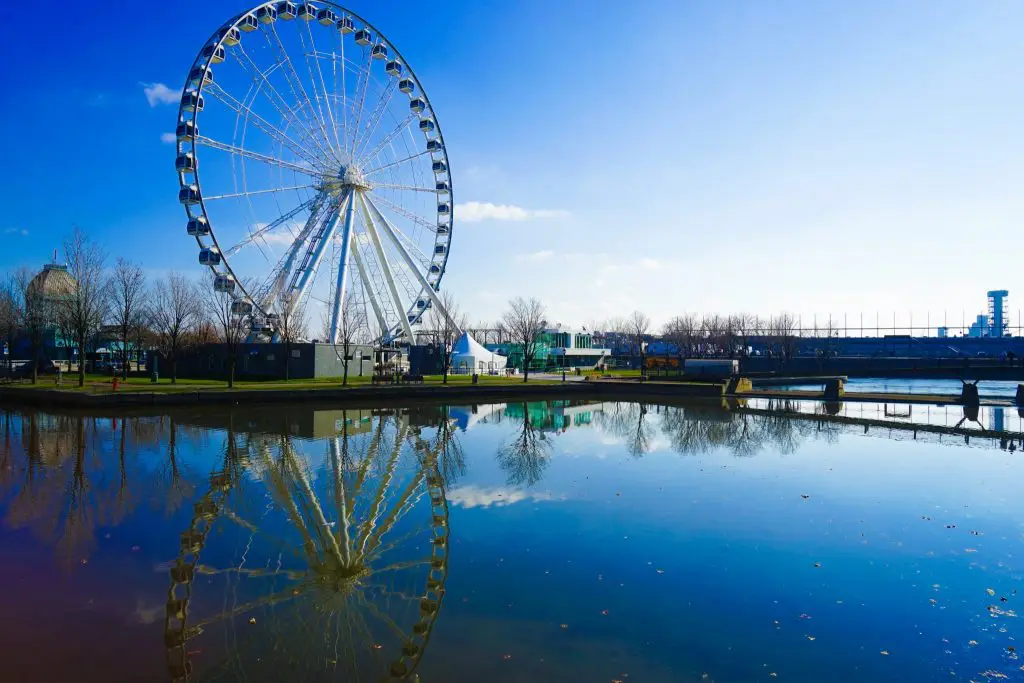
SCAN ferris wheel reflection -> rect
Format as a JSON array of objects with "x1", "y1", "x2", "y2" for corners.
[{"x1": 164, "y1": 409, "x2": 451, "y2": 682}]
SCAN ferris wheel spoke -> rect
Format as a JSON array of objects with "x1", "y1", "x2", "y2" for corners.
[
  {"x1": 352, "y1": 242, "x2": 389, "y2": 338},
  {"x1": 357, "y1": 194, "x2": 415, "y2": 341},
  {"x1": 362, "y1": 583, "x2": 421, "y2": 603},
  {"x1": 366, "y1": 192, "x2": 437, "y2": 234},
  {"x1": 337, "y1": 31, "x2": 349, "y2": 158},
  {"x1": 358, "y1": 114, "x2": 416, "y2": 164},
  {"x1": 361, "y1": 476, "x2": 427, "y2": 559},
  {"x1": 224, "y1": 198, "x2": 316, "y2": 258},
  {"x1": 354, "y1": 593, "x2": 411, "y2": 643},
  {"x1": 347, "y1": 44, "x2": 377, "y2": 161},
  {"x1": 205, "y1": 184, "x2": 318, "y2": 201},
  {"x1": 197, "y1": 136, "x2": 320, "y2": 177},
  {"x1": 370, "y1": 558, "x2": 433, "y2": 575},
  {"x1": 353, "y1": 79, "x2": 398, "y2": 160},
  {"x1": 206, "y1": 83, "x2": 324, "y2": 166},
  {"x1": 189, "y1": 586, "x2": 305, "y2": 631},
  {"x1": 355, "y1": 421, "x2": 408, "y2": 554},
  {"x1": 329, "y1": 437, "x2": 355, "y2": 563},
  {"x1": 372, "y1": 183, "x2": 439, "y2": 194},
  {"x1": 267, "y1": 24, "x2": 340, "y2": 165},
  {"x1": 232, "y1": 44, "x2": 335, "y2": 164},
  {"x1": 300, "y1": 18, "x2": 344, "y2": 159},
  {"x1": 365, "y1": 195, "x2": 460, "y2": 331},
  {"x1": 283, "y1": 440, "x2": 345, "y2": 564},
  {"x1": 363, "y1": 150, "x2": 433, "y2": 176}
]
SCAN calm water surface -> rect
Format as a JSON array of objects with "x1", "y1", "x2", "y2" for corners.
[{"x1": 0, "y1": 398, "x2": 1021, "y2": 682}]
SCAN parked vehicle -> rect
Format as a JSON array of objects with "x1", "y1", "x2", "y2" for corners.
[{"x1": 11, "y1": 359, "x2": 58, "y2": 377}]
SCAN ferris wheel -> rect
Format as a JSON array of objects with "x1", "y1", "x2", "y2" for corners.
[
  {"x1": 175, "y1": 2, "x2": 454, "y2": 343},
  {"x1": 164, "y1": 413, "x2": 451, "y2": 682}
]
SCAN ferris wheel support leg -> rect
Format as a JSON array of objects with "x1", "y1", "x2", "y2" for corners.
[
  {"x1": 264, "y1": 195, "x2": 328, "y2": 312},
  {"x1": 288, "y1": 193, "x2": 349, "y2": 316},
  {"x1": 328, "y1": 193, "x2": 358, "y2": 344},
  {"x1": 356, "y1": 193, "x2": 415, "y2": 342},
  {"x1": 352, "y1": 242, "x2": 388, "y2": 340},
  {"x1": 364, "y1": 195, "x2": 462, "y2": 335}
]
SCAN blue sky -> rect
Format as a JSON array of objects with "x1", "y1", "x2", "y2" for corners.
[{"x1": 2, "y1": 0, "x2": 1024, "y2": 330}]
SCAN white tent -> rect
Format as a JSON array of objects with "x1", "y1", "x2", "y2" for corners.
[
  {"x1": 447, "y1": 403, "x2": 507, "y2": 431},
  {"x1": 451, "y1": 332, "x2": 507, "y2": 373}
]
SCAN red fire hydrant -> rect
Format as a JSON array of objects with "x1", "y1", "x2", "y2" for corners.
[{"x1": 112, "y1": 377, "x2": 120, "y2": 392}]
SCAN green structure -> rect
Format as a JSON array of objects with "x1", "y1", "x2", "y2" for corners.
[{"x1": 486, "y1": 328, "x2": 610, "y2": 372}]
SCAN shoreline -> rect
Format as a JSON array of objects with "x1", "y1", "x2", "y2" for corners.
[
  {"x1": 0, "y1": 378, "x2": 1015, "y2": 411},
  {"x1": 0, "y1": 379, "x2": 729, "y2": 409}
]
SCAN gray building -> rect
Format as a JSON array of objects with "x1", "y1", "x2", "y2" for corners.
[{"x1": 165, "y1": 342, "x2": 375, "y2": 380}]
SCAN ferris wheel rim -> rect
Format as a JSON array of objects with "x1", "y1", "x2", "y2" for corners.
[{"x1": 175, "y1": 1, "x2": 454, "y2": 341}]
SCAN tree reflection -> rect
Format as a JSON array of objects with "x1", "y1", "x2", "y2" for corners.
[
  {"x1": 656, "y1": 401, "x2": 819, "y2": 458},
  {"x1": 0, "y1": 411, "x2": 204, "y2": 572},
  {"x1": 597, "y1": 403, "x2": 656, "y2": 458},
  {"x1": 496, "y1": 402, "x2": 552, "y2": 487}
]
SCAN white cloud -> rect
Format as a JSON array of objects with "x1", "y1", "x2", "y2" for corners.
[
  {"x1": 640, "y1": 258, "x2": 663, "y2": 270},
  {"x1": 240, "y1": 221, "x2": 303, "y2": 249},
  {"x1": 3, "y1": 228, "x2": 28, "y2": 236},
  {"x1": 457, "y1": 201, "x2": 569, "y2": 223},
  {"x1": 447, "y1": 485, "x2": 564, "y2": 509},
  {"x1": 261, "y1": 232, "x2": 297, "y2": 245},
  {"x1": 517, "y1": 250, "x2": 554, "y2": 263},
  {"x1": 160, "y1": 132, "x2": 176, "y2": 144},
  {"x1": 142, "y1": 82, "x2": 182, "y2": 107}
]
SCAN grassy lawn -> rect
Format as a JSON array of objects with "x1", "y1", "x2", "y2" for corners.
[{"x1": 1, "y1": 372, "x2": 559, "y2": 393}]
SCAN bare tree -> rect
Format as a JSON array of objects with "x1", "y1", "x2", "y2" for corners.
[
  {"x1": 0, "y1": 272, "x2": 25, "y2": 379},
  {"x1": 202, "y1": 277, "x2": 250, "y2": 388},
  {"x1": 107, "y1": 258, "x2": 147, "y2": 379},
  {"x1": 422, "y1": 291, "x2": 467, "y2": 383},
  {"x1": 627, "y1": 310, "x2": 651, "y2": 373},
  {"x1": 130, "y1": 307, "x2": 156, "y2": 375},
  {"x1": 321, "y1": 291, "x2": 367, "y2": 385},
  {"x1": 770, "y1": 312, "x2": 799, "y2": 361},
  {"x1": 501, "y1": 297, "x2": 546, "y2": 382},
  {"x1": 663, "y1": 313, "x2": 700, "y2": 359},
  {"x1": 152, "y1": 273, "x2": 200, "y2": 384},
  {"x1": 61, "y1": 228, "x2": 109, "y2": 387},
  {"x1": 276, "y1": 297, "x2": 308, "y2": 381}
]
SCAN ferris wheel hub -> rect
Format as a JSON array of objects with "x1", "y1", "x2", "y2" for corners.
[{"x1": 325, "y1": 163, "x2": 371, "y2": 195}]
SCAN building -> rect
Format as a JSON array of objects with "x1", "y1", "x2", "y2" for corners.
[
  {"x1": 968, "y1": 314, "x2": 989, "y2": 338},
  {"x1": 7, "y1": 261, "x2": 77, "y2": 362},
  {"x1": 164, "y1": 342, "x2": 376, "y2": 380},
  {"x1": 485, "y1": 327, "x2": 611, "y2": 371},
  {"x1": 544, "y1": 328, "x2": 611, "y2": 369},
  {"x1": 988, "y1": 289, "x2": 1009, "y2": 337}
]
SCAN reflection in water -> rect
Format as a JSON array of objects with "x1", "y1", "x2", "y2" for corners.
[
  {"x1": 162, "y1": 411, "x2": 452, "y2": 682},
  {"x1": 496, "y1": 403, "x2": 552, "y2": 487},
  {"x1": 0, "y1": 410, "x2": 201, "y2": 572},
  {"x1": 0, "y1": 398, "x2": 1022, "y2": 682}
]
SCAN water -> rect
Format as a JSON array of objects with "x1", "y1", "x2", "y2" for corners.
[
  {"x1": 0, "y1": 399, "x2": 1021, "y2": 683},
  {"x1": 777, "y1": 377, "x2": 1022, "y2": 399}
]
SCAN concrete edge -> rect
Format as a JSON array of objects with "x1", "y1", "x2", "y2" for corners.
[{"x1": 0, "y1": 379, "x2": 728, "y2": 409}]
